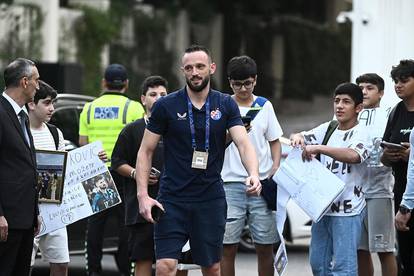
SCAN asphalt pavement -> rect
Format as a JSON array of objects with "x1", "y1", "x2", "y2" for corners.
[
  {"x1": 277, "y1": 95, "x2": 333, "y2": 138},
  {"x1": 33, "y1": 239, "x2": 383, "y2": 275}
]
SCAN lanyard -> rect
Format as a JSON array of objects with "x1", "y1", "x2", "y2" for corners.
[{"x1": 187, "y1": 94, "x2": 210, "y2": 152}]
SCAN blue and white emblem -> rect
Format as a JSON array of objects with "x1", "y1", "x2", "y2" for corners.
[{"x1": 210, "y1": 109, "x2": 222, "y2": 120}]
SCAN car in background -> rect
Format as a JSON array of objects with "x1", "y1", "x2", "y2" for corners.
[
  {"x1": 238, "y1": 137, "x2": 312, "y2": 252},
  {"x1": 49, "y1": 93, "x2": 95, "y2": 151}
]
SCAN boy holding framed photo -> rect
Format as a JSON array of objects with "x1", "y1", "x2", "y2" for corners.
[{"x1": 28, "y1": 80, "x2": 69, "y2": 275}]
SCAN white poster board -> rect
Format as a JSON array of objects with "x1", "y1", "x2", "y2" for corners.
[
  {"x1": 36, "y1": 141, "x2": 121, "y2": 237},
  {"x1": 274, "y1": 148, "x2": 346, "y2": 223}
]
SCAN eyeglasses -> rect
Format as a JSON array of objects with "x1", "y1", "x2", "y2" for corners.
[{"x1": 230, "y1": 80, "x2": 254, "y2": 90}]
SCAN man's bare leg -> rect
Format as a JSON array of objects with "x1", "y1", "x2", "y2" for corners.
[
  {"x1": 134, "y1": 260, "x2": 152, "y2": 276},
  {"x1": 201, "y1": 262, "x2": 220, "y2": 276},
  {"x1": 49, "y1": 262, "x2": 68, "y2": 276},
  {"x1": 255, "y1": 244, "x2": 274, "y2": 276},
  {"x1": 378, "y1": 252, "x2": 397, "y2": 276},
  {"x1": 156, "y1": 258, "x2": 178, "y2": 276},
  {"x1": 220, "y1": 244, "x2": 238, "y2": 276},
  {"x1": 358, "y1": 250, "x2": 374, "y2": 276}
]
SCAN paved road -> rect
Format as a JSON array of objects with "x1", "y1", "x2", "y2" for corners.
[
  {"x1": 277, "y1": 95, "x2": 333, "y2": 137},
  {"x1": 32, "y1": 239, "x2": 382, "y2": 276}
]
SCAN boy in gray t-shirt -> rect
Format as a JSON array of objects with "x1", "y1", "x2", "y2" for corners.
[{"x1": 356, "y1": 73, "x2": 397, "y2": 276}]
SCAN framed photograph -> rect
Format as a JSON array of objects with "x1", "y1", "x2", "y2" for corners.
[{"x1": 35, "y1": 149, "x2": 68, "y2": 204}]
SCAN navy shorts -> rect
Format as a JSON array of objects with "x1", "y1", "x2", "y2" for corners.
[
  {"x1": 154, "y1": 197, "x2": 227, "y2": 267},
  {"x1": 128, "y1": 223, "x2": 155, "y2": 262}
]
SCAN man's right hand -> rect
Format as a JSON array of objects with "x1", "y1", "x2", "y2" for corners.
[
  {"x1": 0, "y1": 216, "x2": 8, "y2": 242},
  {"x1": 138, "y1": 195, "x2": 164, "y2": 224},
  {"x1": 395, "y1": 211, "x2": 411, "y2": 231}
]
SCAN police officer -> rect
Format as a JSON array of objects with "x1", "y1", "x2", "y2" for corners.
[{"x1": 79, "y1": 64, "x2": 145, "y2": 276}]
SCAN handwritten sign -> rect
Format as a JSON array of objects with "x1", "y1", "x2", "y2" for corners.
[
  {"x1": 36, "y1": 141, "x2": 121, "y2": 237},
  {"x1": 274, "y1": 148, "x2": 346, "y2": 223}
]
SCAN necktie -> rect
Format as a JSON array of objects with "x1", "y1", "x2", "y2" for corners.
[{"x1": 19, "y1": 110, "x2": 30, "y2": 145}]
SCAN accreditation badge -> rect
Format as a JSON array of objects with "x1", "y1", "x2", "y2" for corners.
[{"x1": 191, "y1": 150, "x2": 209, "y2": 170}]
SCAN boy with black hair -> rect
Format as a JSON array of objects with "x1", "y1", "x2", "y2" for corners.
[
  {"x1": 291, "y1": 83, "x2": 369, "y2": 275},
  {"x1": 355, "y1": 73, "x2": 397, "y2": 276},
  {"x1": 28, "y1": 80, "x2": 69, "y2": 276},
  {"x1": 220, "y1": 55, "x2": 283, "y2": 276},
  {"x1": 384, "y1": 59, "x2": 414, "y2": 276}
]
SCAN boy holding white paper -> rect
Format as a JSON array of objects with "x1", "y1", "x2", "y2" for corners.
[{"x1": 290, "y1": 83, "x2": 369, "y2": 276}]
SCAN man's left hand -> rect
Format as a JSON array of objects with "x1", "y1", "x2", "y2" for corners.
[
  {"x1": 395, "y1": 211, "x2": 411, "y2": 231},
  {"x1": 245, "y1": 175, "x2": 261, "y2": 196}
]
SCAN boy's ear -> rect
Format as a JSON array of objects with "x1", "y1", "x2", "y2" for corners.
[
  {"x1": 27, "y1": 101, "x2": 36, "y2": 111},
  {"x1": 355, "y1": 102, "x2": 364, "y2": 113}
]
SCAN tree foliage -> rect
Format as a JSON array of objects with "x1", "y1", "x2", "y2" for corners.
[{"x1": 74, "y1": 5, "x2": 118, "y2": 96}]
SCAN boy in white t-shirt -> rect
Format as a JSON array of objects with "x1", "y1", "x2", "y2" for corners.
[
  {"x1": 291, "y1": 83, "x2": 369, "y2": 276},
  {"x1": 220, "y1": 56, "x2": 283, "y2": 276},
  {"x1": 28, "y1": 80, "x2": 69, "y2": 275}
]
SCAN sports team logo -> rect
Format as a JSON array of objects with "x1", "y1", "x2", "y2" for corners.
[
  {"x1": 210, "y1": 108, "x2": 222, "y2": 120},
  {"x1": 177, "y1": 112, "x2": 187, "y2": 120}
]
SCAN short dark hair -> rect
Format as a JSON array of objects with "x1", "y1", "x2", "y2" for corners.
[
  {"x1": 227, "y1": 56, "x2": 257, "y2": 80},
  {"x1": 184, "y1": 45, "x2": 212, "y2": 60},
  {"x1": 391, "y1": 59, "x2": 414, "y2": 82},
  {"x1": 141, "y1": 76, "x2": 168, "y2": 96},
  {"x1": 4, "y1": 58, "x2": 36, "y2": 88},
  {"x1": 334, "y1": 82, "x2": 363, "y2": 105},
  {"x1": 355, "y1": 73, "x2": 384, "y2": 91},
  {"x1": 34, "y1": 80, "x2": 57, "y2": 104}
]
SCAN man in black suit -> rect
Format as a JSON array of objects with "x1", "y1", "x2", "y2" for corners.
[{"x1": 0, "y1": 58, "x2": 40, "y2": 275}]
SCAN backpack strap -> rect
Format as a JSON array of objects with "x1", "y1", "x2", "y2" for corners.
[
  {"x1": 316, "y1": 120, "x2": 338, "y2": 161},
  {"x1": 46, "y1": 123, "x2": 59, "y2": 150},
  {"x1": 245, "y1": 96, "x2": 268, "y2": 121},
  {"x1": 225, "y1": 96, "x2": 268, "y2": 149},
  {"x1": 322, "y1": 120, "x2": 338, "y2": 145}
]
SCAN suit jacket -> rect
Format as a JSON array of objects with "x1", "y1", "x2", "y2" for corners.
[{"x1": 0, "y1": 96, "x2": 38, "y2": 229}]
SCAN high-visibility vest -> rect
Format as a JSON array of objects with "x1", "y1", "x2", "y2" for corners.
[{"x1": 79, "y1": 92, "x2": 145, "y2": 166}]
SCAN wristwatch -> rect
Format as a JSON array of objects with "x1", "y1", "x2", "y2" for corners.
[{"x1": 399, "y1": 205, "x2": 412, "y2": 215}]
